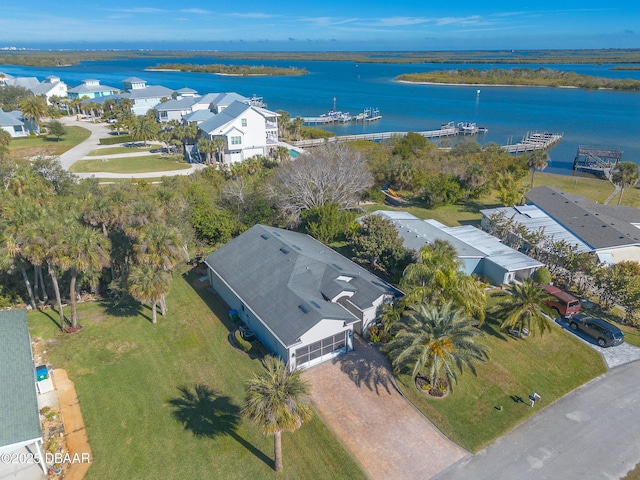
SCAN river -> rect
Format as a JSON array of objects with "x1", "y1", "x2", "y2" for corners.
[{"x1": 2, "y1": 57, "x2": 639, "y2": 175}]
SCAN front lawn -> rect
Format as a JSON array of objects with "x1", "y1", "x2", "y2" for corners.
[
  {"x1": 69, "y1": 155, "x2": 191, "y2": 174},
  {"x1": 86, "y1": 146, "x2": 154, "y2": 156},
  {"x1": 8, "y1": 125, "x2": 91, "y2": 160},
  {"x1": 28, "y1": 266, "x2": 365, "y2": 480},
  {"x1": 393, "y1": 291, "x2": 606, "y2": 453}
]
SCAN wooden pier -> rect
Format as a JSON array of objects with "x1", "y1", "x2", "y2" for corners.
[
  {"x1": 292, "y1": 126, "x2": 458, "y2": 148},
  {"x1": 293, "y1": 128, "x2": 561, "y2": 152},
  {"x1": 573, "y1": 145, "x2": 622, "y2": 175},
  {"x1": 501, "y1": 132, "x2": 563, "y2": 154}
]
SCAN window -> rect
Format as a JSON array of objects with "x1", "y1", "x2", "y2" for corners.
[
  {"x1": 231, "y1": 136, "x2": 242, "y2": 145},
  {"x1": 241, "y1": 118, "x2": 247, "y2": 127}
]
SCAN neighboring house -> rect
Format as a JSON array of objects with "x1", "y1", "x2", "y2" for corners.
[
  {"x1": 175, "y1": 87, "x2": 198, "y2": 98},
  {"x1": 0, "y1": 108, "x2": 28, "y2": 137},
  {"x1": 2, "y1": 76, "x2": 40, "y2": 90},
  {"x1": 0, "y1": 309, "x2": 47, "y2": 475},
  {"x1": 28, "y1": 75, "x2": 68, "y2": 104},
  {"x1": 156, "y1": 97, "x2": 200, "y2": 123},
  {"x1": 198, "y1": 100, "x2": 279, "y2": 164},
  {"x1": 482, "y1": 186, "x2": 640, "y2": 264},
  {"x1": 68, "y1": 79, "x2": 119, "y2": 100},
  {"x1": 205, "y1": 225, "x2": 402, "y2": 370},
  {"x1": 374, "y1": 210, "x2": 544, "y2": 285},
  {"x1": 120, "y1": 77, "x2": 174, "y2": 116}
]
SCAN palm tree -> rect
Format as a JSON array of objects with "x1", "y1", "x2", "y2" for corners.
[
  {"x1": 131, "y1": 115, "x2": 160, "y2": 146},
  {"x1": 386, "y1": 301, "x2": 489, "y2": 392},
  {"x1": 197, "y1": 138, "x2": 215, "y2": 164},
  {"x1": 401, "y1": 239, "x2": 486, "y2": 323},
  {"x1": 212, "y1": 137, "x2": 227, "y2": 164},
  {"x1": 127, "y1": 263, "x2": 171, "y2": 324},
  {"x1": 527, "y1": 150, "x2": 549, "y2": 186},
  {"x1": 243, "y1": 356, "x2": 313, "y2": 473},
  {"x1": 18, "y1": 95, "x2": 48, "y2": 131},
  {"x1": 611, "y1": 161, "x2": 639, "y2": 206},
  {"x1": 60, "y1": 224, "x2": 111, "y2": 327},
  {"x1": 492, "y1": 279, "x2": 553, "y2": 337}
]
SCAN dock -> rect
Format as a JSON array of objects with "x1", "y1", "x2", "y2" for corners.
[
  {"x1": 292, "y1": 127, "x2": 560, "y2": 152},
  {"x1": 501, "y1": 132, "x2": 563, "y2": 154},
  {"x1": 292, "y1": 126, "x2": 458, "y2": 147},
  {"x1": 573, "y1": 145, "x2": 623, "y2": 176}
]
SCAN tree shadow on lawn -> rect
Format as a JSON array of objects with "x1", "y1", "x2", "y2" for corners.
[
  {"x1": 169, "y1": 384, "x2": 272, "y2": 468},
  {"x1": 481, "y1": 313, "x2": 508, "y2": 342},
  {"x1": 99, "y1": 294, "x2": 152, "y2": 323}
]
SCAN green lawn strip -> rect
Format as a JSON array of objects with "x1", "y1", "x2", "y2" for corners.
[
  {"x1": 393, "y1": 293, "x2": 606, "y2": 453},
  {"x1": 86, "y1": 146, "x2": 154, "y2": 156},
  {"x1": 8, "y1": 126, "x2": 91, "y2": 158},
  {"x1": 70, "y1": 155, "x2": 191, "y2": 174},
  {"x1": 28, "y1": 268, "x2": 364, "y2": 480}
]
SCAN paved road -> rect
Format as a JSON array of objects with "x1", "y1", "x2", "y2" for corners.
[
  {"x1": 437, "y1": 360, "x2": 640, "y2": 480},
  {"x1": 304, "y1": 337, "x2": 469, "y2": 480},
  {"x1": 58, "y1": 119, "x2": 112, "y2": 169}
]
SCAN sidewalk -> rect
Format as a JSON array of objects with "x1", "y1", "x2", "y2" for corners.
[{"x1": 53, "y1": 369, "x2": 92, "y2": 480}]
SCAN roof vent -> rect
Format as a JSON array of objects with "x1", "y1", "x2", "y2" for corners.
[
  {"x1": 298, "y1": 303, "x2": 311, "y2": 314},
  {"x1": 272, "y1": 231, "x2": 281, "y2": 237},
  {"x1": 310, "y1": 301, "x2": 321, "y2": 309},
  {"x1": 280, "y1": 247, "x2": 290, "y2": 254},
  {"x1": 292, "y1": 244, "x2": 301, "y2": 251},
  {"x1": 260, "y1": 233, "x2": 270, "y2": 240}
]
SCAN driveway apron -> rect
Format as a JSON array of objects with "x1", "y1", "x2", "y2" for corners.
[{"x1": 304, "y1": 336, "x2": 469, "y2": 480}]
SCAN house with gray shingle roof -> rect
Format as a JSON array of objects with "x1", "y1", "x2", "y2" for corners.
[
  {"x1": 481, "y1": 186, "x2": 640, "y2": 264},
  {"x1": 0, "y1": 309, "x2": 47, "y2": 474},
  {"x1": 205, "y1": 225, "x2": 401, "y2": 370},
  {"x1": 374, "y1": 211, "x2": 543, "y2": 285},
  {"x1": 119, "y1": 78, "x2": 174, "y2": 116}
]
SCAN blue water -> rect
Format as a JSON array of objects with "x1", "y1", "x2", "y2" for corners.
[{"x1": 2, "y1": 58, "x2": 639, "y2": 175}]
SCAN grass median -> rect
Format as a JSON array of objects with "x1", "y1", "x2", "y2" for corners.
[
  {"x1": 8, "y1": 125, "x2": 91, "y2": 160},
  {"x1": 70, "y1": 155, "x2": 191, "y2": 174},
  {"x1": 28, "y1": 266, "x2": 365, "y2": 480}
]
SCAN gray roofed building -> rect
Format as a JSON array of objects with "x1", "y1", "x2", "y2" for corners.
[
  {"x1": 198, "y1": 101, "x2": 252, "y2": 134},
  {"x1": 0, "y1": 309, "x2": 47, "y2": 474},
  {"x1": 68, "y1": 79, "x2": 119, "y2": 100},
  {"x1": 205, "y1": 225, "x2": 401, "y2": 370},
  {"x1": 374, "y1": 210, "x2": 543, "y2": 285},
  {"x1": 481, "y1": 186, "x2": 640, "y2": 264},
  {"x1": 0, "y1": 108, "x2": 28, "y2": 137},
  {"x1": 182, "y1": 110, "x2": 214, "y2": 124},
  {"x1": 525, "y1": 186, "x2": 640, "y2": 249}
]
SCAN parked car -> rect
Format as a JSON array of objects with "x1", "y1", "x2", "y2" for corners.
[
  {"x1": 542, "y1": 284, "x2": 581, "y2": 317},
  {"x1": 567, "y1": 314, "x2": 624, "y2": 347}
]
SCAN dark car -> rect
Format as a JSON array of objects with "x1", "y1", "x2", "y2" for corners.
[{"x1": 568, "y1": 314, "x2": 624, "y2": 347}]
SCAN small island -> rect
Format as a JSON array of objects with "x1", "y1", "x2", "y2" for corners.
[
  {"x1": 397, "y1": 68, "x2": 640, "y2": 91},
  {"x1": 146, "y1": 63, "x2": 308, "y2": 76}
]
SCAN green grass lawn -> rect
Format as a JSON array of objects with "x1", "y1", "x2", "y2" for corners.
[
  {"x1": 69, "y1": 155, "x2": 191, "y2": 174},
  {"x1": 393, "y1": 291, "x2": 606, "y2": 453},
  {"x1": 86, "y1": 146, "x2": 154, "y2": 156},
  {"x1": 8, "y1": 126, "x2": 91, "y2": 160},
  {"x1": 28, "y1": 267, "x2": 365, "y2": 480}
]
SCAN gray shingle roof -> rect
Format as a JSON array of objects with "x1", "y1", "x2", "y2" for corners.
[
  {"x1": 0, "y1": 310, "x2": 42, "y2": 449},
  {"x1": 205, "y1": 225, "x2": 399, "y2": 347},
  {"x1": 525, "y1": 186, "x2": 640, "y2": 249},
  {"x1": 156, "y1": 97, "x2": 199, "y2": 112},
  {"x1": 123, "y1": 85, "x2": 174, "y2": 100}
]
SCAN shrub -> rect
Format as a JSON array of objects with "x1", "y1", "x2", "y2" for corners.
[
  {"x1": 234, "y1": 330, "x2": 252, "y2": 353},
  {"x1": 532, "y1": 267, "x2": 552, "y2": 285},
  {"x1": 100, "y1": 134, "x2": 134, "y2": 145}
]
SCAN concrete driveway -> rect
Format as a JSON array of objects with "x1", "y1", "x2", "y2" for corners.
[
  {"x1": 556, "y1": 318, "x2": 640, "y2": 369},
  {"x1": 437, "y1": 360, "x2": 640, "y2": 480},
  {"x1": 303, "y1": 336, "x2": 469, "y2": 480}
]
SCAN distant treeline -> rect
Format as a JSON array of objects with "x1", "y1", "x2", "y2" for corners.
[
  {"x1": 146, "y1": 63, "x2": 307, "y2": 76},
  {"x1": 397, "y1": 68, "x2": 640, "y2": 91},
  {"x1": 0, "y1": 48, "x2": 639, "y2": 66},
  {"x1": 611, "y1": 66, "x2": 640, "y2": 71}
]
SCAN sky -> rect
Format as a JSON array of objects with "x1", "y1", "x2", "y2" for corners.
[{"x1": 0, "y1": 1, "x2": 638, "y2": 51}]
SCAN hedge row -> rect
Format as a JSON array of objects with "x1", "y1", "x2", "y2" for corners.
[{"x1": 99, "y1": 135, "x2": 134, "y2": 145}]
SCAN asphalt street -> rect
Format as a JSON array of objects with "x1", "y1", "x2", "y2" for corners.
[{"x1": 437, "y1": 360, "x2": 640, "y2": 480}]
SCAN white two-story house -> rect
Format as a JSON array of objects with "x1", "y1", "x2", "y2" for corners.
[{"x1": 197, "y1": 100, "x2": 279, "y2": 164}]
